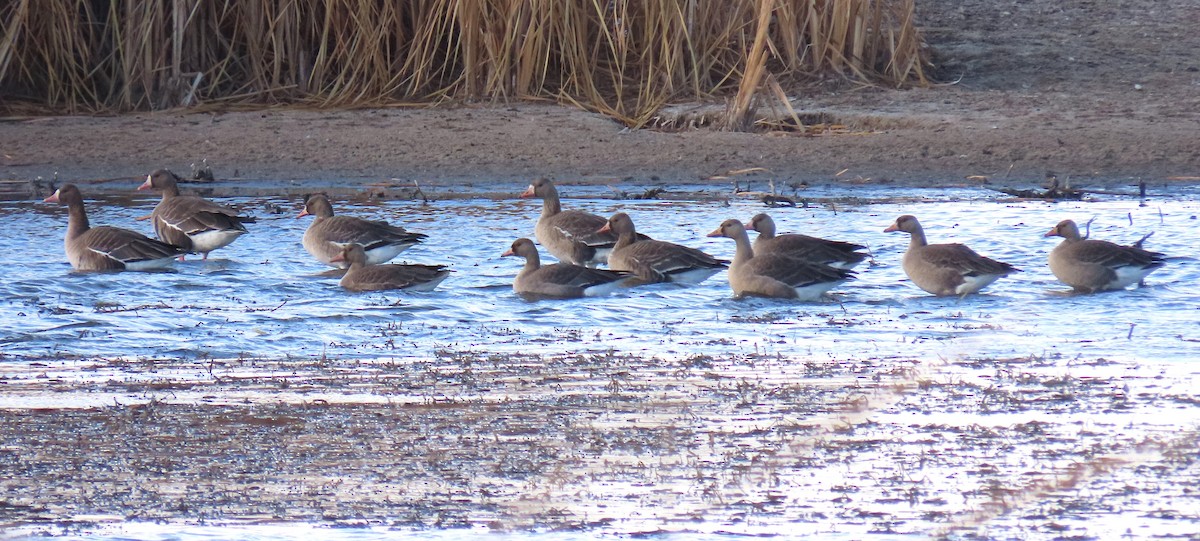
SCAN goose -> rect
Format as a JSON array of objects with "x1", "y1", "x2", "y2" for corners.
[
  {"x1": 599, "y1": 212, "x2": 727, "y2": 285},
  {"x1": 138, "y1": 169, "x2": 253, "y2": 260},
  {"x1": 708, "y1": 219, "x2": 853, "y2": 300},
  {"x1": 330, "y1": 244, "x2": 449, "y2": 292},
  {"x1": 299, "y1": 194, "x2": 427, "y2": 268},
  {"x1": 1045, "y1": 219, "x2": 1166, "y2": 292},
  {"x1": 745, "y1": 213, "x2": 868, "y2": 269},
  {"x1": 884, "y1": 215, "x2": 1019, "y2": 297},
  {"x1": 502, "y1": 238, "x2": 633, "y2": 299},
  {"x1": 520, "y1": 178, "x2": 637, "y2": 266},
  {"x1": 44, "y1": 184, "x2": 186, "y2": 271}
]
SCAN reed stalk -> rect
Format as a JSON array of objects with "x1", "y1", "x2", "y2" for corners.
[{"x1": 0, "y1": 0, "x2": 929, "y2": 128}]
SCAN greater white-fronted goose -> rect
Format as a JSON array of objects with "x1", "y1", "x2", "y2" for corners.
[
  {"x1": 708, "y1": 219, "x2": 853, "y2": 300},
  {"x1": 43, "y1": 184, "x2": 186, "y2": 271},
  {"x1": 1045, "y1": 219, "x2": 1166, "y2": 292},
  {"x1": 330, "y1": 244, "x2": 449, "y2": 292},
  {"x1": 137, "y1": 169, "x2": 253, "y2": 260},
  {"x1": 745, "y1": 213, "x2": 868, "y2": 269},
  {"x1": 520, "y1": 178, "x2": 635, "y2": 267},
  {"x1": 884, "y1": 215, "x2": 1019, "y2": 297},
  {"x1": 299, "y1": 194, "x2": 427, "y2": 268},
  {"x1": 598, "y1": 212, "x2": 728, "y2": 285},
  {"x1": 502, "y1": 238, "x2": 633, "y2": 299}
]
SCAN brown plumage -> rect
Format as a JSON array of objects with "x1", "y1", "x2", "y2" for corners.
[
  {"x1": 299, "y1": 194, "x2": 427, "y2": 268},
  {"x1": 745, "y1": 213, "x2": 868, "y2": 269},
  {"x1": 599, "y1": 212, "x2": 727, "y2": 285},
  {"x1": 708, "y1": 219, "x2": 853, "y2": 300},
  {"x1": 502, "y1": 238, "x2": 633, "y2": 299},
  {"x1": 138, "y1": 169, "x2": 252, "y2": 260},
  {"x1": 520, "y1": 178, "x2": 638, "y2": 267},
  {"x1": 44, "y1": 184, "x2": 186, "y2": 271},
  {"x1": 330, "y1": 244, "x2": 449, "y2": 292},
  {"x1": 884, "y1": 215, "x2": 1019, "y2": 297},
  {"x1": 1045, "y1": 219, "x2": 1166, "y2": 292}
]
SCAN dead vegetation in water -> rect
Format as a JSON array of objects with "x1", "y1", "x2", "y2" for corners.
[{"x1": 0, "y1": 0, "x2": 929, "y2": 127}]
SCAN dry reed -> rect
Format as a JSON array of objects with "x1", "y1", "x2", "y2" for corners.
[{"x1": 0, "y1": 0, "x2": 929, "y2": 128}]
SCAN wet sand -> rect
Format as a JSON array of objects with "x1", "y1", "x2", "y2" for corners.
[{"x1": 4, "y1": 351, "x2": 1199, "y2": 537}]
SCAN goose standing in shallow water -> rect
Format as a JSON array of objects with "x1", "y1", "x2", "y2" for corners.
[
  {"x1": 520, "y1": 178, "x2": 632, "y2": 267},
  {"x1": 599, "y1": 212, "x2": 727, "y2": 285},
  {"x1": 708, "y1": 219, "x2": 853, "y2": 300},
  {"x1": 884, "y1": 215, "x2": 1019, "y2": 297},
  {"x1": 330, "y1": 244, "x2": 449, "y2": 292},
  {"x1": 299, "y1": 194, "x2": 427, "y2": 268},
  {"x1": 138, "y1": 169, "x2": 253, "y2": 260},
  {"x1": 44, "y1": 184, "x2": 186, "y2": 271},
  {"x1": 745, "y1": 213, "x2": 868, "y2": 269},
  {"x1": 502, "y1": 238, "x2": 633, "y2": 299},
  {"x1": 1045, "y1": 219, "x2": 1166, "y2": 292}
]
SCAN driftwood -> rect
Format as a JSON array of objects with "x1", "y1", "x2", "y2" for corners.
[
  {"x1": 991, "y1": 177, "x2": 1148, "y2": 201},
  {"x1": 991, "y1": 186, "x2": 1084, "y2": 200}
]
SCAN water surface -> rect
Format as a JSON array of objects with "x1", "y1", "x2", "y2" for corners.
[
  {"x1": 6, "y1": 184, "x2": 1197, "y2": 375},
  {"x1": 2, "y1": 182, "x2": 1199, "y2": 539}
]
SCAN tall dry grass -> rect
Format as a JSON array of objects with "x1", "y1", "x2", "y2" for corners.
[{"x1": 0, "y1": 0, "x2": 928, "y2": 128}]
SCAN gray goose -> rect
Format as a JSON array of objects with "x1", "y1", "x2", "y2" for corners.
[
  {"x1": 502, "y1": 238, "x2": 633, "y2": 299},
  {"x1": 520, "y1": 178, "x2": 636, "y2": 267},
  {"x1": 708, "y1": 219, "x2": 854, "y2": 300},
  {"x1": 1045, "y1": 219, "x2": 1166, "y2": 292},
  {"x1": 599, "y1": 212, "x2": 728, "y2": 285},
  {"x1": 299, "y1": 194, "x2": 427, "y2": 268},
  {"x1": 330, "y1": 244, "x2": 449, "y2": 292},
  {"x1": 745, "y1": 213, "x2": 868, "y2": 269},
  {"x1": 43, "y1": 184, "x2": 186, "y2": 271},
  {"x1": 884, "y1": 215, "x2": 1019, "y2": 297},
  {"x1": 138, "y1": 169, "x2": 253, "y2": 260}
]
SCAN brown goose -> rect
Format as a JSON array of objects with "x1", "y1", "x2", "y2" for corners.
[
  {"x1": 708, "y1": 219, "x2": 853, "y2": 300},
  {"x1": 299, "y1": 194, "x2": 427, "y2": 268},
  {"x1": 1045, "y1": 219, "x2": 1166, "y2": 292},
  {"x1": 520, "y1": 178, "x2": 634, "y2": 267},
  {"x1": 502, "y1": 238, "x2": 633, "y2": 299},
  {"x1": 137, "y1": 169, "x2": 253, "y2": 260},
  {"x1": 598, "y1": 212, "x2": 728, "y2": 285},
  {"x1": 745, "y1": 213, "x2": 868, "y2": 269},
  {"x1": 884, "y1": 215, "x2": 1019, "y2": 297},
  {"x1": 43, "y1": 184, "x2": 186, "y2": 271},
  {"x1": 330, "y1": 244, "x2": 449, "y2": 292}
]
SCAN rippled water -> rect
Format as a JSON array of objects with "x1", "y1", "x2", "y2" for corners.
[
  {"x1": 3, "y1": 182, "x2": 1200, "y2": 539},
  {"x1": 5, "y1": 183, "x2": 1198, "y2": 374}
]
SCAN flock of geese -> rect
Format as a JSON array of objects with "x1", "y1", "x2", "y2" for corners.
[{"x1": 42, "y1": 173, "x2": 1169, "y2": 300}]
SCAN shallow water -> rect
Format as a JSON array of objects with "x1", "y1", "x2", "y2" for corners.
[
  {"x1": 5, "y1": 184, "x2": 1198, "y2": 377},
  {"x1": 3, "y1": 182, "x2": 1200, "y2": 539}
]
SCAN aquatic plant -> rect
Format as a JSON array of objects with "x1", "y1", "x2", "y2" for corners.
[{"x1": 0, "y1": 0, "x2": 929, "y2": 126}]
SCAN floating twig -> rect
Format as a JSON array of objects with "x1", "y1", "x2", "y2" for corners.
[{"x1": 1133, "y1": 231, "x2": 1155, "y2": 249}]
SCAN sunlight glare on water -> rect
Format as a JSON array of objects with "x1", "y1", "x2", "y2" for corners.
[
  {"x1": 2, "y1": 183, "x2": 1198, "y2": 402},
  {"x1": 9, "y1": 522, "x2": 865, "y2": 541}
]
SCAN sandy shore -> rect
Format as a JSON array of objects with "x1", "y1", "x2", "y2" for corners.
[{"x1": 1, "y1": 0, "x2": 1198, "y2": 198}]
